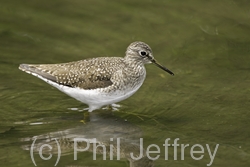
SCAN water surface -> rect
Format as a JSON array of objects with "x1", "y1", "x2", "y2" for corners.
[{"x1": 0, "y1": 0, "x2": 250, "y2": 166}]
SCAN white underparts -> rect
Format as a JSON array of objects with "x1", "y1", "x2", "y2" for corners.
[{"x1": 27, "y1": 71, "x2": 144, "y2": 112}]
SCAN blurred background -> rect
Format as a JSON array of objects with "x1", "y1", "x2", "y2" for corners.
[{"x1": 0, "y1": 0, "x2": 249, "y2": 166}]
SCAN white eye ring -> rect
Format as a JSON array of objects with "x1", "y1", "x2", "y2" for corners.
[{"x1": 139, "y1": 51, "x2": 147, "y2": 57}]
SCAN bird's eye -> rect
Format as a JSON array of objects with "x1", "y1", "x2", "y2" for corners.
[{"x1": 139, "y1": 51, "x2": 147, "y2": 57}]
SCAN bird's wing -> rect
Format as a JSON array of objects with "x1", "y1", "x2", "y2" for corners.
[{"x1": 19, "y1": 57, "x2": 124, "y2": 90}]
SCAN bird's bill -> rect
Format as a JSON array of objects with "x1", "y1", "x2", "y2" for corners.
[{"x1": 151, "y1": 59, "x2": 174, "y2": 76}]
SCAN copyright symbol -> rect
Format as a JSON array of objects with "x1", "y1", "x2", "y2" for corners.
[{"x1": 30, "y1": 137, "x2": 61, "y2": 166}]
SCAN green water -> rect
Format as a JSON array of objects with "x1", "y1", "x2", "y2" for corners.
[{"x1": 1, "y1": 0, "x2": 250, "y2": 166}]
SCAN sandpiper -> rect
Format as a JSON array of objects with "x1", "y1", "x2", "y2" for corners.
[{"x1": 19, "y1": 41, "x2": 174, "y2": 112}]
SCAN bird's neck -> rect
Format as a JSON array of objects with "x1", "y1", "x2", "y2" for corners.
[
  {"x1": 123, "y1": 55, "x2": 146, "y2": 81},
  {"x1": 124, "y1": 55, "x2": 144, "y2": 68}
]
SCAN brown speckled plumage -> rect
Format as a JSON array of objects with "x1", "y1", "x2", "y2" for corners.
[
  {"x1": 19, "y1": 41, "x2": 174, "y2": 111},
  {"x1": 19, "y1": 57, "x2": 146, "y2": 92},
  {"x1": 20, "y1": 58, "x2": 122, "y2": 89}
]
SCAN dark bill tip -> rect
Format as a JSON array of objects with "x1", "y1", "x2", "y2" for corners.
[{"x1": 151, "y1": 60, "x2": 174, "y2": 76}]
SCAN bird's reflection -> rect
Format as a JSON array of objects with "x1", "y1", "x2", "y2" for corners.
[{"x1": 21, "y1": 111, "x2": 154, "y2": 167}]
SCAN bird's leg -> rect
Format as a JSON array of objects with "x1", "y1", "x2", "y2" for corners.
[{"x1": 80, "y1": 111, "x2": 90, "y2": 124}]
